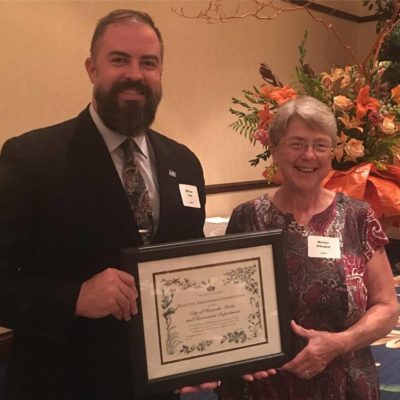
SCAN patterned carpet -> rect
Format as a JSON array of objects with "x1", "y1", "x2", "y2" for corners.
[{"x1": 370, "y1": 276, "x2": 400, "y2": 400}]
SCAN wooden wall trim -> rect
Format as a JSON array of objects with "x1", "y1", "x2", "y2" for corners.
[
  {"x1": 288, "y1": 1, "x2": 378, "y2": 23},
  {"x1": 205, "y1": 179, "x2": 278, "y2": 195}
]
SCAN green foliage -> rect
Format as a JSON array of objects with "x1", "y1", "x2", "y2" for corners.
[
  {"x1": 295, "y1": 29, "x2": 331, "y2": 103},
  {"x1": 295, "y1": 69, "x2": 330, "y2": 103},
  {"x1": 230, "y1": 90, "x2": 267, "y2": 142},
  {"x1": 362, "y1": 0, "x2": 400, "y2": 89},
  {"x1": 229, "y1": 116, "x2": 258, "y2": 143},
  {"x1": 249, "y1": 150, "x2": 270, "y2": 167},
  {"x1": 298, "y1": 30, "x2": 308, "y2": 66},
  {"x1": 362, "y1": 0, "x2": 396, "y2": 32},
  {"x1": 229, "y1": 98, "x2": 259, "y2": 142},
  {"x1": 380, "y1": 27, "x2": 400, "y2": 63}
]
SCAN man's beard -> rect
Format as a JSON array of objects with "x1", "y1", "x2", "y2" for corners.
[{"x1": 95, "y1": 79, "x2": 162, "y2": 137}]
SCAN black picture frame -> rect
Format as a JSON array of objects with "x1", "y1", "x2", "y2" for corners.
[{"x1": 121, "y1": 230, "x2": 293, "y2": 398}]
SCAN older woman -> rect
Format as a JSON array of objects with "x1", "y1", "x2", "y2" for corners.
[{"x1": 220, "y1": 97, "x2": 399, "y2": 399}]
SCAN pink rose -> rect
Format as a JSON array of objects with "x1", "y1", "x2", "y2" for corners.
[{"x1": 253, "y1": 129, "x2": 269, "y2": 146}]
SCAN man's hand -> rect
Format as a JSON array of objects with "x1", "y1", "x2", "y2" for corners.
[
  {"x1": 177, "y1": 381, "x2": 221, "y2": 394},
  {"x1": 75, "y1": 268, "x2": 138, "y2": 321}
]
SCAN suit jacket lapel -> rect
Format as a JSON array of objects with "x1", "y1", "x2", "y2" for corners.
[{"x1": 69, "y1": 108, "x2": 141, "y2": 243}]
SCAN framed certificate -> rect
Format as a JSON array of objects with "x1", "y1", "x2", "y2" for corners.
[{"x1": 121, "y1": 230, "x2": 292, "y2": 398}]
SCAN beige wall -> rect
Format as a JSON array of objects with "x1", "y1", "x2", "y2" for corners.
[{"x1": 0, "y1": 0, "x2": 377, "y2": 217}]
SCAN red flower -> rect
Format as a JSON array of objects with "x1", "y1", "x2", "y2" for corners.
[
  {"x1": 257, "y1": 104, "x2": 273, "y2": 130},
  {"x1": 367, "y1": 109, "x2": 382, "y2": 125},
  {"x1": 355, "y1": 86, "x2": 380, "y2": 120}
]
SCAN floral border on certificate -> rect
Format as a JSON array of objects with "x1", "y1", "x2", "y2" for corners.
[{"x1": 157, "y1": 261, "x2": 263, "y2": 356}]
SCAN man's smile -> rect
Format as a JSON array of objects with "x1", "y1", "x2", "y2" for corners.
[{"x1": 118, "y1": 88, "x2": 145, "y2": 101}]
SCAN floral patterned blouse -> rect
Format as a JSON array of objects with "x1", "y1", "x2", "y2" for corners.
[{"x1": 219, "y1": 192, "x2": 388, "y2": 400}]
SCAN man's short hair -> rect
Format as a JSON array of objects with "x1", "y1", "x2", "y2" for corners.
[{"x1": 90, "y1": 9, "x2": 164, "y2": 59}]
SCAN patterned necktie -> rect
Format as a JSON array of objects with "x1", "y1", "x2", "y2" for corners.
[{"x1": 121, "y1": 138, "x2": 153, "y2": 244}]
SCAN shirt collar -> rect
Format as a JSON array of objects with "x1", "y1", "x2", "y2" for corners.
[{"x1": 89, "y1": 103, "x2": 148, "y2": 158}]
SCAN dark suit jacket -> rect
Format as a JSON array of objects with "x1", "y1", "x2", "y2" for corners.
[{"x1": 0, "y1": 107, "x2": 206, "y2": 400}]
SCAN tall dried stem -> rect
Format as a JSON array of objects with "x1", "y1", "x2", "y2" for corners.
[{"x1": 172, "y1": 0, "x2": 400, "y2": 82}]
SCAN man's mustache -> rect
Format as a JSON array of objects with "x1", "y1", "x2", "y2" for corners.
[{"x1": 111, "y1": 79, "x2": 153, "y2": 97}]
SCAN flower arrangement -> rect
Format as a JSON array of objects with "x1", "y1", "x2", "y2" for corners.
[
  {"x1": 230, "y1": 31, "x2": 400, "y2": 229},
  {"x1": 230, "y1": 31, "x2": 400, "y2": 173}
]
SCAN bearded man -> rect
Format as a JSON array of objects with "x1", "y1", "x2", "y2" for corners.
[{"x1": 0, "y1": 9, "x2": 210, "y2": 400}]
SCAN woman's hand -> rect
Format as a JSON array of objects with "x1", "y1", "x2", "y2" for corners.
[
  {"x1": 281, "y1": 320, "x2": 342, "y2": 379},
  {"x1": 282, "y1": 248, "x2": 398, "y2": 381},
  {"x1": 242, "y1": 369, "x2": 277, "y2": 382}
]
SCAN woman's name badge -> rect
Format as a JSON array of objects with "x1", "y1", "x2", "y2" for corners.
[
  {"x1": 179, "y1": 184, "x2": 200, "y2": 208},
  {"x1": 308, "y1": 236, "x2": 341, "y2": 259}
]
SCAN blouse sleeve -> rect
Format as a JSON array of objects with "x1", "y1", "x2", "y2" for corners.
[
  {"x1": 358, "y1": 203, "x2": 389, "y2": 262},
  {"x1": 226, "y1": 208, "x2": 242, "y2": 234},
  {"x1": 226, "y1": 201, "x2": 259, "y2": 235}
]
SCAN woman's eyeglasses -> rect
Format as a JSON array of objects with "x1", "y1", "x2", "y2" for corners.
[{"x1": 282, "y1": 140, "x2": 333, "y2": 155}]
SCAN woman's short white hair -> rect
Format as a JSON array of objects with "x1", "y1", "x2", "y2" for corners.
[{"x1": 269, "y1": 96, "x2": 337, "y2": 146}]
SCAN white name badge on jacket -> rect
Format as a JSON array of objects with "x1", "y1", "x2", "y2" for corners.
[
  {"x1": 308, "y1": 235, "x2": 341, "y2": 259},
  {"x1": 179, "y1": 184, "x2": 201, "y2": 208}
]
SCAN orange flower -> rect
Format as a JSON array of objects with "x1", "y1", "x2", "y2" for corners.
[
  {"x1": 332, "y1": 68, "x2": 345, "y2": 81},
  {"x1": 320, "y1": 72, "x2": 333, "y2": 90},
  {"x1": 340, "y1": 75, "x2": 351, "y2": 89},
  {"x1": 333, "y1": 144, "x2": 345, "y2": 163},
  {"x1": 333, "y1": 132, "x2": 347, "y2": 162},
  {"x1": 391, "y1": 84, "x2": 400, "y2": 105},
  {"x1": 338, "y1": 113, "x2": 364, "y2": 132},
  {"x1": 259, "y1": 84, "x2": 276, "y2": 99},
  {"x1": 257, "y1": 104, "x2": 273, "y2": 130},
  {"x1": 270, "y1": 85, "x2": 297, "y2": 105},
  {"x1": 355, "y1": 85, "x2": 380, "y2": 119}
]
